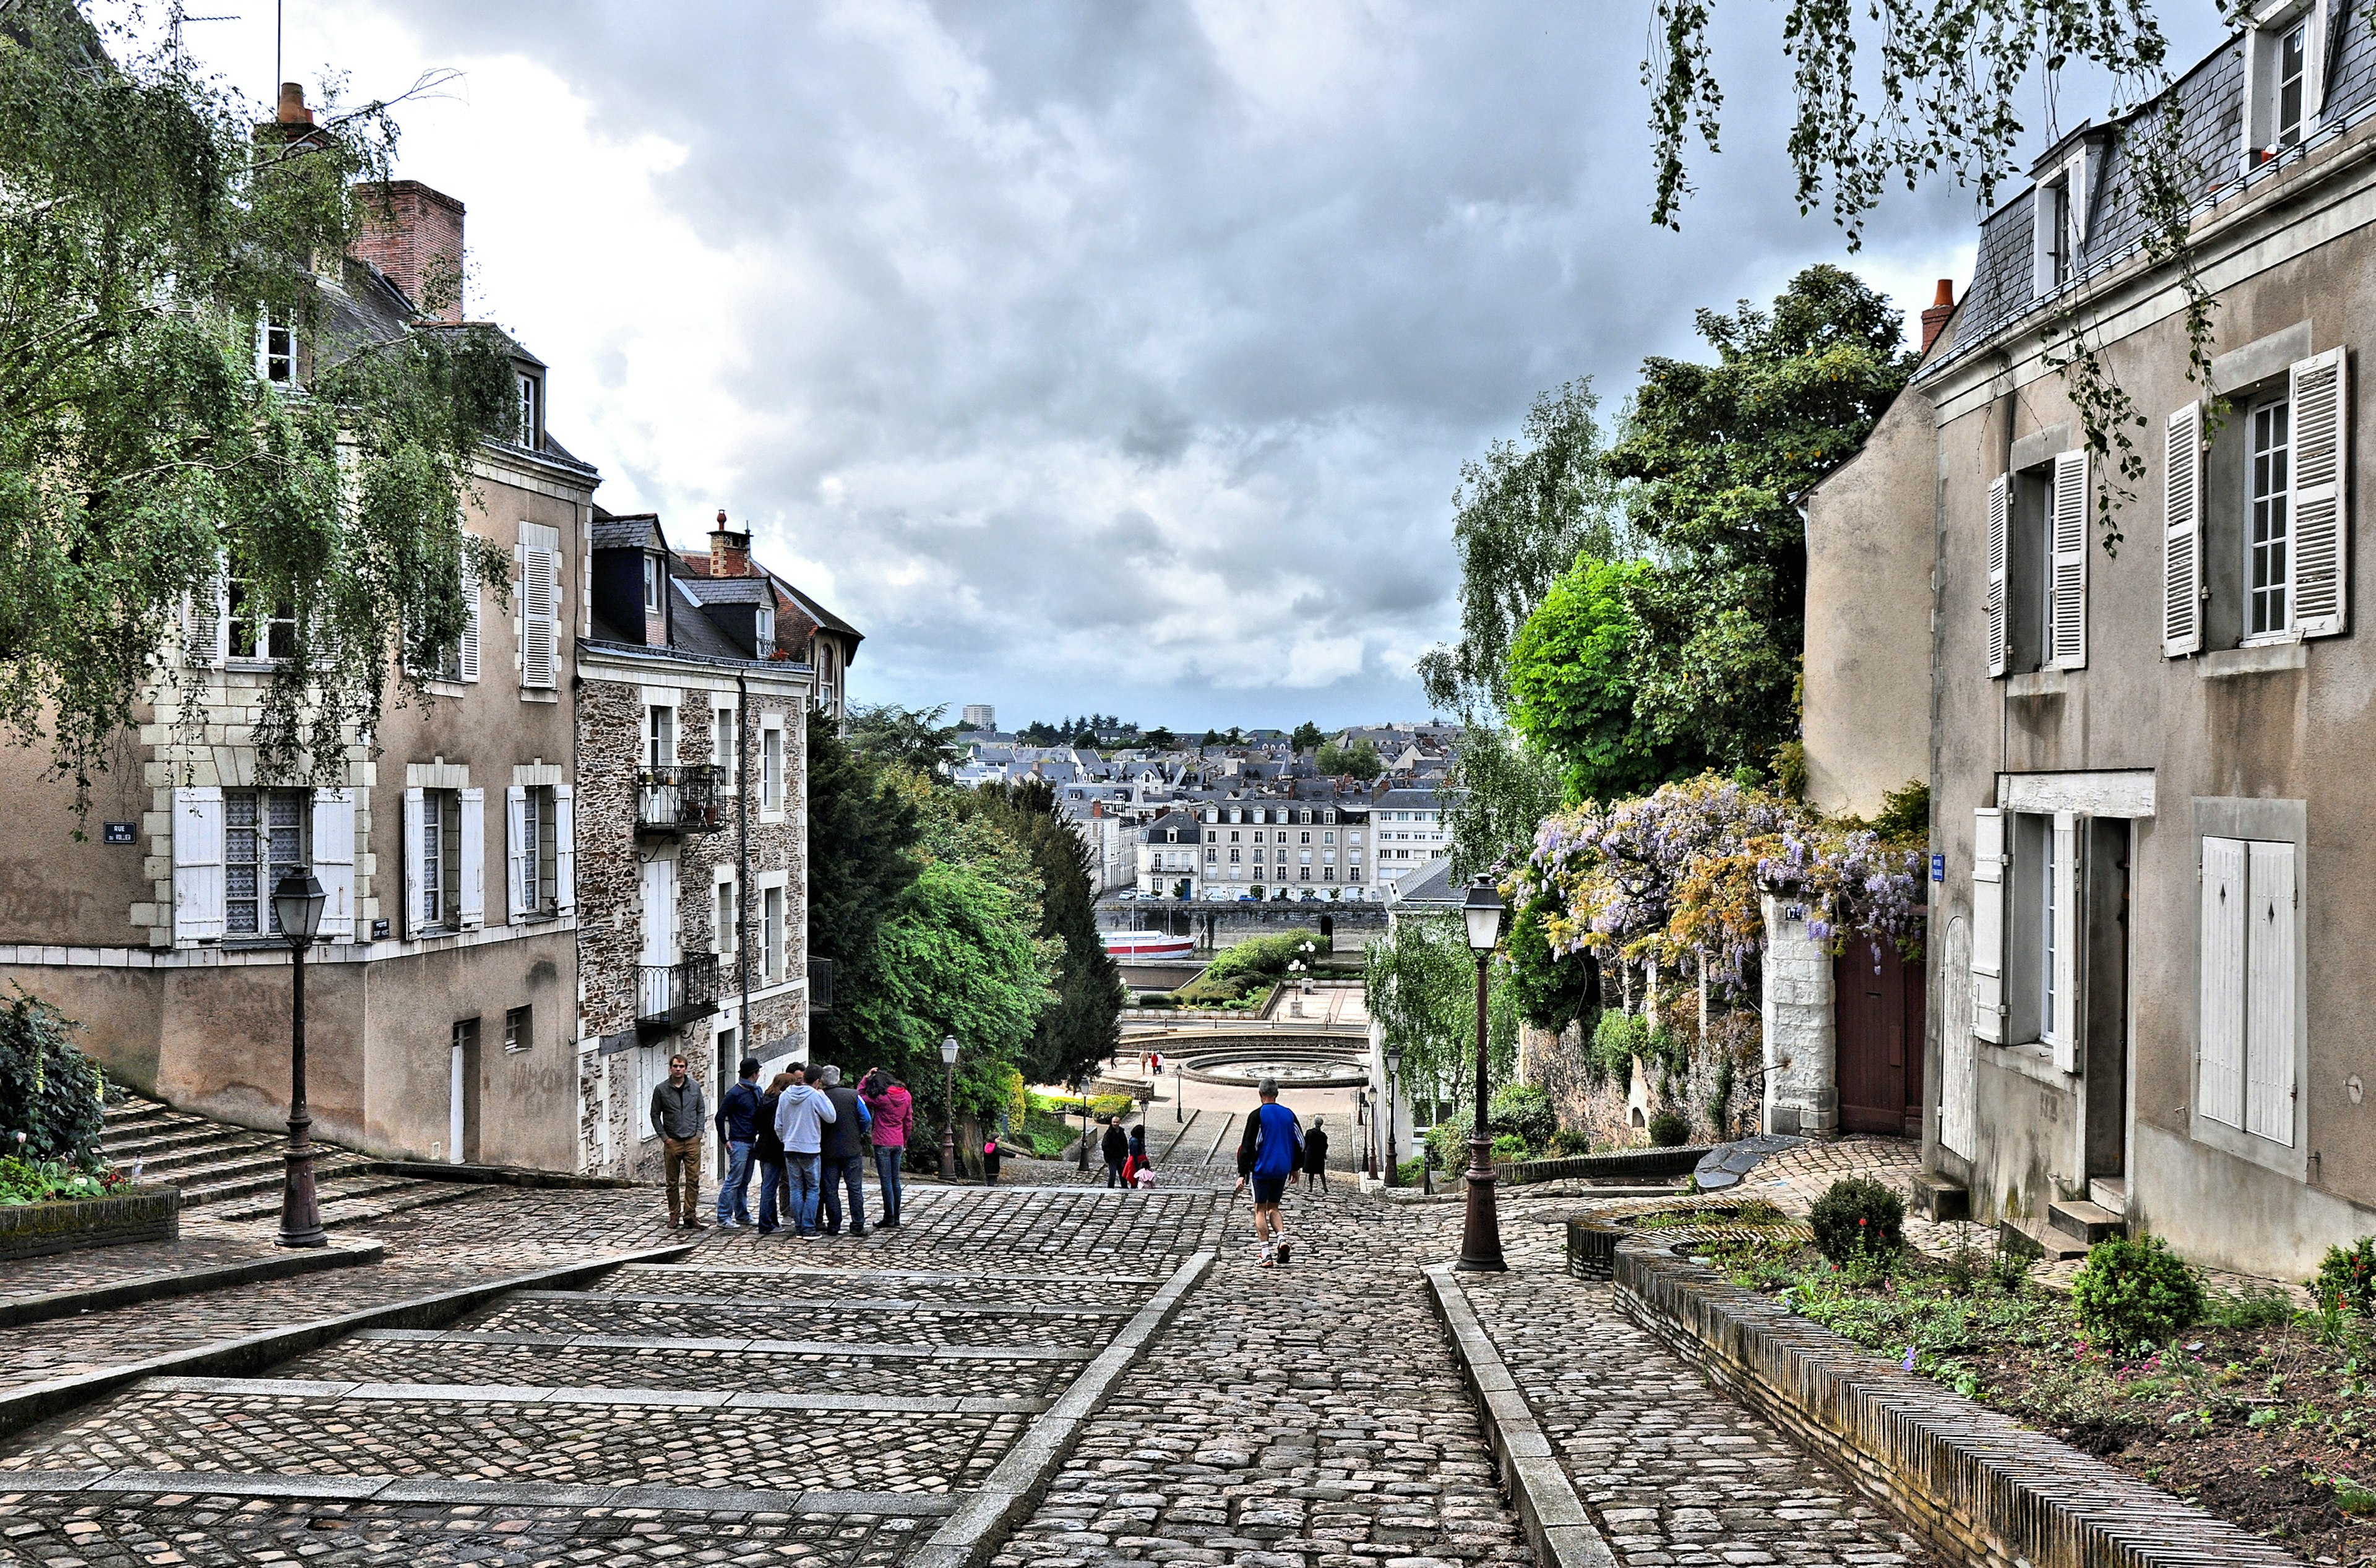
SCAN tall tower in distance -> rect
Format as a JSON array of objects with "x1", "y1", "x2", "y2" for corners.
[{"x1": 961, "y1": 704, "x2": 996, "y2": 731}]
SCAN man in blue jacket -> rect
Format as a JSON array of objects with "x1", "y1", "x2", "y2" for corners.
[
  {"x1": 713, "y1": 1057, "x2": 763, "y2": 1229},
  {"x1": 1233, "y1": 1077, "x2": 1303, "y2": 1267}
]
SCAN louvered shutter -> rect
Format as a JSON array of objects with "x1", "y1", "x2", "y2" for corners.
[
  {"x1": 458, "y1": 786, "x2": 485, "y2": 930},
  {"x1": 522, "y1": 546, "x2": 557, "y2": 689},
  {"x1": 1985, "y1": 475, "x2": 2010, "y2": 677},
  {"x1": 172, "y1": 786, "x2": 225, "y2": 942},
  {"x1": 458, "y1": 550, "x2": 482, "y2": 683},
  {"x1": 311, "y1": 788, "x2": 355, "y2": 940},
  {"x1": 403, "y1": 787, "x2": 428, "y2": 939},
  {"x1": 506, "y1": 786, "x2": 530, "y2": 923},
  {"x1": 181, "y1": 568, "x2": 228, "y2": 669},
  {"x1": 2198, "y1": 835, "x2": 2247, "y2": 1129},
  {"x1": 2050, "y1": 449, "x2": 2090, "y2": 669},
  {"x1": 2289, "y1": 348, "x2": 2348, "y2": 637},
  {"x1": 1971, "y1": 808, "x2": 2007, "y2": 1043},
  {"x1": 554, "y1": 785, "x2": 575, "y2": 914},
  {"x1": 2051, "y1": 814, "x2": 2080, "y2": 1074},
  {"x1": 2164, "y1": 402, "x2": 2203, "y2": 656},
  {"x1": 2245, "y1": 840, "x2": 2297, "y2": 1144}
]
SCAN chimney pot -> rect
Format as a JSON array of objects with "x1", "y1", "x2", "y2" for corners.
[
  {"x1": 277, "y1": 82, "x2": 312, "y2": 125},
  {"x1": 1919, "y1": 278, "x2": 1958, "y2": 356},
  {"x1": 709, "y1": 513, "x2": 752, "y2": 579}
]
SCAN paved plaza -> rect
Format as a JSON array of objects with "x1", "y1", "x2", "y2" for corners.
[{"x1": 0, "y1": 1144, "x2": 1932, "y2": 1568}]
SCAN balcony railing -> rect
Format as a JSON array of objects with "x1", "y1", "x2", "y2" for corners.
[
  {"x1": 635, "y1": 764, "x2": 725, "y2": 836},
  {"x1": 637, "y1": 954, "x2": 720, "y2": 1039}
]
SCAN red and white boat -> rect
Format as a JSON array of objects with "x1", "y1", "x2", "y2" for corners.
[{"x1": 1103, "y1": 930, "x2": 1195, "y2": 961}]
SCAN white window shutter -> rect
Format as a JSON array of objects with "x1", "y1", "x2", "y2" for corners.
[
  {"x1": 2245, "y1": 840, "x2": 2297, "y2": 1144},
  {"x1": 2051, "y1": 449, "x2": 2090, "y2": 669},
  {"x1": 2289, "y1": 348, "x2": 2348, "y2": 637},
  {"x1": 1985, "y1": 475, "x2": 2010, "y2": 678},
  {"x1": 506, "y1": 786, "x2": 530, "y2": 924},
  {"x1": 458, "y1": 551, "x2": 482, "y2": 683},
  {"x1": 403, "y1": 787, "x2": 428, "y2": 939},
  {"x1": 2163, "y1": 402, "x2": 2203, "y2": 657},
  {"x1": 1971, "y1": 808, "x2": 2007, "y2": 1043},
  {"x1": 554, "y1": 784, "x2": 575, "y2": 914},
  {"x1": 181, "y1": 567, "x2": 228, "y2": 670},
  {"x1": 522, "y1": 546, "x2": 556, "y2": 689},
  {"x1": 2051, "y1": 814, "x2": 2081, "y2": 1074},
  {"x1": 2198, "y1": 835, "x2": 2247, "y2": 1129},
  {"x1": 311, "y1": 788, "x2": 355, "y2": 940},
  {"x1": 458, "y1": 786, "x2": 485, "y2": 930},
  {"x1": 172, "y1": 786, "x2": 225, "y2": 943}
]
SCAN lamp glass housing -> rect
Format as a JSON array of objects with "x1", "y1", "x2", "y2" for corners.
[
  {"x1": 1461, "y1": 879, "x2": 1504, "y2": 953},
  {"x1": 940, "y1": 1036, "x2": 960, "y2": 1066},
  {"x1": 272, "y1": 871, "x2": 328, "y2": 946}
]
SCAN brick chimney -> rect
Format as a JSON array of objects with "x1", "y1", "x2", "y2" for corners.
[
  {"x1": 352, "y1": 181, "x2": 467, "y2": 324},
  {"x1": 277, "y1": 82, "x2": 313, "y2": 125},
  {"x1": 709, "y1": 510, "x2": 753, "y2": 578},
  {"x1": 1919, "y1": 278, "x2": 1956, "y2": 356}
]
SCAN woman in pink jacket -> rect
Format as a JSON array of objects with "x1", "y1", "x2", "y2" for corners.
[{"x1": 860, "y1": 1069, "x2": 913, "y2": 1229}]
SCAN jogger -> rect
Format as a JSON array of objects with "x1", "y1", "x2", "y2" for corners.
[{"x1": 1234, "y1": 1077, "x2": 1303, "y2": 1266}]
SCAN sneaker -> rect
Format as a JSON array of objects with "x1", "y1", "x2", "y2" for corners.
[
  {"x1": 850, "y1": 1227, "x2": 867, "y2": 1238},
  {"x1": 1259, "y1": 1249, "x2": 1277, "y2": 1268},
  {"x1": 718, "y1": 1218, "x2": 742, "y2": 1231},
  {"x1": 1276, "y1": 1239, "x2": 1291, "y2": 1265}
]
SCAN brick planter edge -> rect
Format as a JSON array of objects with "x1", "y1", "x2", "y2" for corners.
[{"x1": 0, "y1": 1186, "x2": 178, "y2": 1262}]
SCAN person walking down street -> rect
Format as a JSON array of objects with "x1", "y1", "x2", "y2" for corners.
[
  {"x1": 982, "y1": 1132, "x2": 1003, "y2": 1185},
  {"x1": 1234, "y1": 1077, "x2": 1303, "y2": 1266},
  {"x1": 713, "y1": 1058, "x2": 763, "y2": 1229},
  {"x1": 1100, "y1": 1114, "x2": 1129, "y2": 1188},
  {"x1": 1303, "y1": 1118, "x2": 1331, "y2": 1194},
  {"x1": 753, "y1": 1071, "x2": 793, "y2": 1235},
  {"x1": 817, "y1": 1064, "x2": 871, "y2": 1238},
  {"x1": 650, "y1": 1053, "x2": 708, "y2": 1230},
  {"x1": 772, "y1": 1062, "x2": 837, "y2": 1239},
  {"x1": 861, "y1": 1069, "x2": 912, "y2": 1229}
]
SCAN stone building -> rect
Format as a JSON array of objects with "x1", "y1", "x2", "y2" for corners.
[
  {"x1": 576, "y1": 509, "x2": 832, "y2": 1181},
  {"x1": 673, "y1": 517, "x2": 863, "y2": 725},
  {"x1": 0, "y1": 173, "x2": 595, "y2": 1171}
]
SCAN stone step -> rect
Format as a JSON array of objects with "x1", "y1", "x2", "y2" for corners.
[
  {"x1": 1908, "y1": 1170, "x2": 1969, "y2": 1222},
  {"x1": 121, "y1": 1135, "x2": 282, "y2": 1174},
  {"x1": 2048, "y1": 1199, "x2": 2124, "y2": 1245},
  {"x1": 312, "y1": 1182, "x2": 485, "y2": 1228},
  {"x1": 2088, "y1": 1175, "x2": 2127, "y2": 1217},
  {"x1": 104, "y1": 1122, "x2": 267, "y2": 1157},
  {"x1": 1999, "y1": 1215, "x2": 2090, "y2": 1262},
  {"x1": 208, "y1": 1170, "x2": 434, "y2": 1223}
]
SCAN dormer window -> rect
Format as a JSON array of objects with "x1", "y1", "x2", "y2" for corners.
[
  {"x1": 2031, "y1": 171, "x2": 2076, "y2": 296},
  {"x1": 755, "y1": 602, "x2": 775, "y2": 649},
  {"x1": 2245, "y1": 1, "x2": 2329, "y2": 165},
  {"x1": 2276, "y1": 19, "x2": 2309, "y2": 147},
  {"x1": 515, "y1": 369, "x2": 541, "y2": 448},
  {"x1": 642, "y1": 554, "x2": 661, "y2": 616},
  {"x1": 255, "y1": 305, "x2": 294, "y2": 384}
]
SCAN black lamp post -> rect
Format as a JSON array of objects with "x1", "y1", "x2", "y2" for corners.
[
  {"x1": 1455, "y1": 877, "x2": 1506, "y2": 1272},
  {"x1": 1384, "y1": 1045, "x2": 1400, "y2": 1188},
  {"x1": 1077, "y1": 1075, "x2": 1093, "y2": 1172},
  {"x1": 939, "y1": 1035, "x2": 960, "y2": 1180},
  {"x1": 271, "y1": 869, "x2": 329, "y2": 1249}
]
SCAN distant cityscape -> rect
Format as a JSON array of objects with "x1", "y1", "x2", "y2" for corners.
[{"x1": 947, "y1": 706, "x2": 1460, "y2": 903}]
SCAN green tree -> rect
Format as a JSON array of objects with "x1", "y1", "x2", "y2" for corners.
[
  {"x1": 1418, "y1": 379, "x2": 1626, "y2": 717},
  {"x1": 0, "y1": 7, "x2": 517, "y2": 799},
  {"x1": 848, "y1": 701, "x2": 961, "y2": 778},
  {"x1": 1142, "y1": 726, "x2": 1176, "y2": 749},
  {"x1": 1291, "y1": 720, "x2": 1325, "y2": 752},
  {"x1": 1199, "y1": 728, "x2": 1221, "y2": 746},
  {"x1": 1443, "y1": 722, "x2": 1564, "y2": 882},
  {"x1": 805, "y1": 710, "x2": 923, "y2": 1070},
  {"x1": 973, "y1": 781, "x2": 1124, "y2": 1087},
  {"x1": 1604, "y1": 266, "x2": 1914, "y2": 769},
  {"x1": 1365, "y1": 913, "x2": 1518, "y2": 1140},
  {"x1": 1315, "y1": 738, "x2": 1384, "y2": 781},
  {"x1": 1505, "y1": 557, "x2": 1688, "y2": 803}
]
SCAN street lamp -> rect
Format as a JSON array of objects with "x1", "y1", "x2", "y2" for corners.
[
  {"x1": 939, "y1": 1035, "x2": 960, "y2": 1181},
  {"x1": 270, "y1": 870, "x2": 329, "y2": 1249},
  {"x1": 1077, "y1": 1074, "x2": 1093, "y2": 1172},
  {"x1": 1384, "y1": 1045, "x2": 1400, "y2": 1189},
  {"x1": 1456, "y1": 877, "x2": 1506, "y2": 1272}
]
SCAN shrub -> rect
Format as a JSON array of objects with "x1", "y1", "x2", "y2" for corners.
[
  {"x1": 1808, "y1": 1176, "x2": 1905, "y2": 1264},
  {"x1": 1591, "y1": 1010, "x2": 1646, "y2": 1082},
  {"x1": 1646, "y1": 1110, "x2": 1691, "y2": 1148},
  {"x1": 1205, "y1": 932, "x2": 1323, "y2": 984},
  {"x1": 2070, "y1": 1234, "x2": 2205, "y2": 1352},
  {"x1": 1546, "y1": 1127, "x2": 1593, "y2": 1157},
  {"x1": 1423, "y1": 1113, "x2": 1471, "y2": 1171},
  {"x1": 1504, "y1": 898, "x2": 1598, "y2": 1033},
  {"x1": 1394, "y1": 1158, "x2": 1427, "y2": 1187},
  {"x1": 0, "y1": 993, "x2": 103, "y2": 1169},
  {"x1": 1490, "y1": 1133, "x2": 1528, "y2": 1163},
  {"x1": 1490, "y1": 1084, "x2": 1556, "y2": 1150},
  {"x1": 2315, "y1": 1236, "x2": 2376, "y2": 1316},
  {"x1": 1134, "y1": 993, "x2": 1177, "y2": 1009}
]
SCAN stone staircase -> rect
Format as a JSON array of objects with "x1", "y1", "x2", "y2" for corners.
[
  {"x1": 2000, "y1": 1177, "x2": 2128, "y2": 1261},
  {"x1": 101, "y1": 1093, "x2": 483, "y2": 1228}
]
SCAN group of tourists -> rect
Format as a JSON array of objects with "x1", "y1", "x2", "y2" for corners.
[{"x1": 648, "y1": 1053, "x2": 913, "y2": 1236}]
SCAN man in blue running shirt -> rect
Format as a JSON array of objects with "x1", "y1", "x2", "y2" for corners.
[{"x1": 1233, "y1": 1077, "x2": 1303, "y2": 1266}]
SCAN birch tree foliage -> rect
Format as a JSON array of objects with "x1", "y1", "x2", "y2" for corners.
[{"x1": 0, "y1": 2, "x2": 515, "y2": 808}]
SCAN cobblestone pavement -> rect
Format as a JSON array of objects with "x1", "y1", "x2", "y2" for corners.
[{"x1": 0, "y1": 1217, "x2": 357, "y2": 1305}]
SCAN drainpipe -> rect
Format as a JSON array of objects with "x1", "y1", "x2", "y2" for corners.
[{"x1": 738, "y1": 670, "x2": 751, "y2": 1058}]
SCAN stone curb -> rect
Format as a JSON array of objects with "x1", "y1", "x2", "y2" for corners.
[
  {"x1": 1424, "y1": 1264, "x2": 1619, "y2": 1568},
  {"x1": 1497, "y1": 1147, "x2": 1710, "y2": 1187},
  {"x1": 0, "y1": 1239, "x2": 385, "y2": 1330},
  {"x1": 0, "y1": 1241, "x2": 697, "y2": 1444},
  {"x1": 1611, "y1": 1235, "x2": 2303, "y2": 1568},
  {"x1": 359, "y1": 1160, "x2": 640, "y2": 1190},
  {"x1": 905, "y1": 1247, "x2": 1216, "y2": 1568}
]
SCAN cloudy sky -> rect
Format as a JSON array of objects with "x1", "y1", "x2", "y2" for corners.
[{"x1": 148, "y1": 2, "x2": 2212, "y2": 733}]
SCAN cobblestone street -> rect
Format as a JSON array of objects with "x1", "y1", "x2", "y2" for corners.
[{"x1": 0, "y1": 1167, "x2": 1939, "y2": 1568}]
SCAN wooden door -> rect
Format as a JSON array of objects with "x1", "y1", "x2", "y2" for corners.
[{"x1": 1836, "y1": 938, "x2": 1925, "y2": 1137}]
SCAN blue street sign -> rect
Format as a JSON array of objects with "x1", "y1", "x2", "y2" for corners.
[{"x1": 1930, "y1": 852, "x2": 1946, "y2": 882}]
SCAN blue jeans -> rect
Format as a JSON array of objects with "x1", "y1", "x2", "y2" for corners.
[
  {"x1": 786, "y1": 1153, "x2": 823, "y2": 1234},
  {"x1": 715, "y1": 1140, "x2": 754, "y2": 1224},
  {"x1": 755, "y1": 1155, "x2": 789, "y2": 1231},
  {"x1": 873, "y1": 1147, "x2": 903, "y2": 1225},
  {"x1": 822, "y1": 1155, "x2": 866, "y2": 1234}
]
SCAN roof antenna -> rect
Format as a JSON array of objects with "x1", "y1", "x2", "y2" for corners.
[{"x1": 165, "y1": 1, "x2": 238, "y2": 79}]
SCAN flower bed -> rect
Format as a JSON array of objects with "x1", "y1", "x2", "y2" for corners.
[
  {"x1": 1700, "y1": 1223, "x2": 2375, "y2": 1558},
  {"x1": 0, "y1": 1184, "x2": 178, "y2": 1262}
]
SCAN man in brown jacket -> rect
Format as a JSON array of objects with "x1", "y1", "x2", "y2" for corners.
[{"x1": 650, "y1": 1053, "x2": 708, "y2": 1228}]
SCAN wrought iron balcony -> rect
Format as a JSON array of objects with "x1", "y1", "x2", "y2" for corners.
[
  {"x1": 637, "y1": 953, "x2": 720, "y2": 1039},
  {"x1": 635, "y1": 764, "x2": 725, "y2": 836}
]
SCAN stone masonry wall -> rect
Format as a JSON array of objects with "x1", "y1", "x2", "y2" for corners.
[{"x1": 1760, "y1": 895, "x2": 1838, "y2": 1138}]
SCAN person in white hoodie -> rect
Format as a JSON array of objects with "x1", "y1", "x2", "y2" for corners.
[{"x1": 771, "y1": 1062, "x2": 838, "y2": 1239}]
